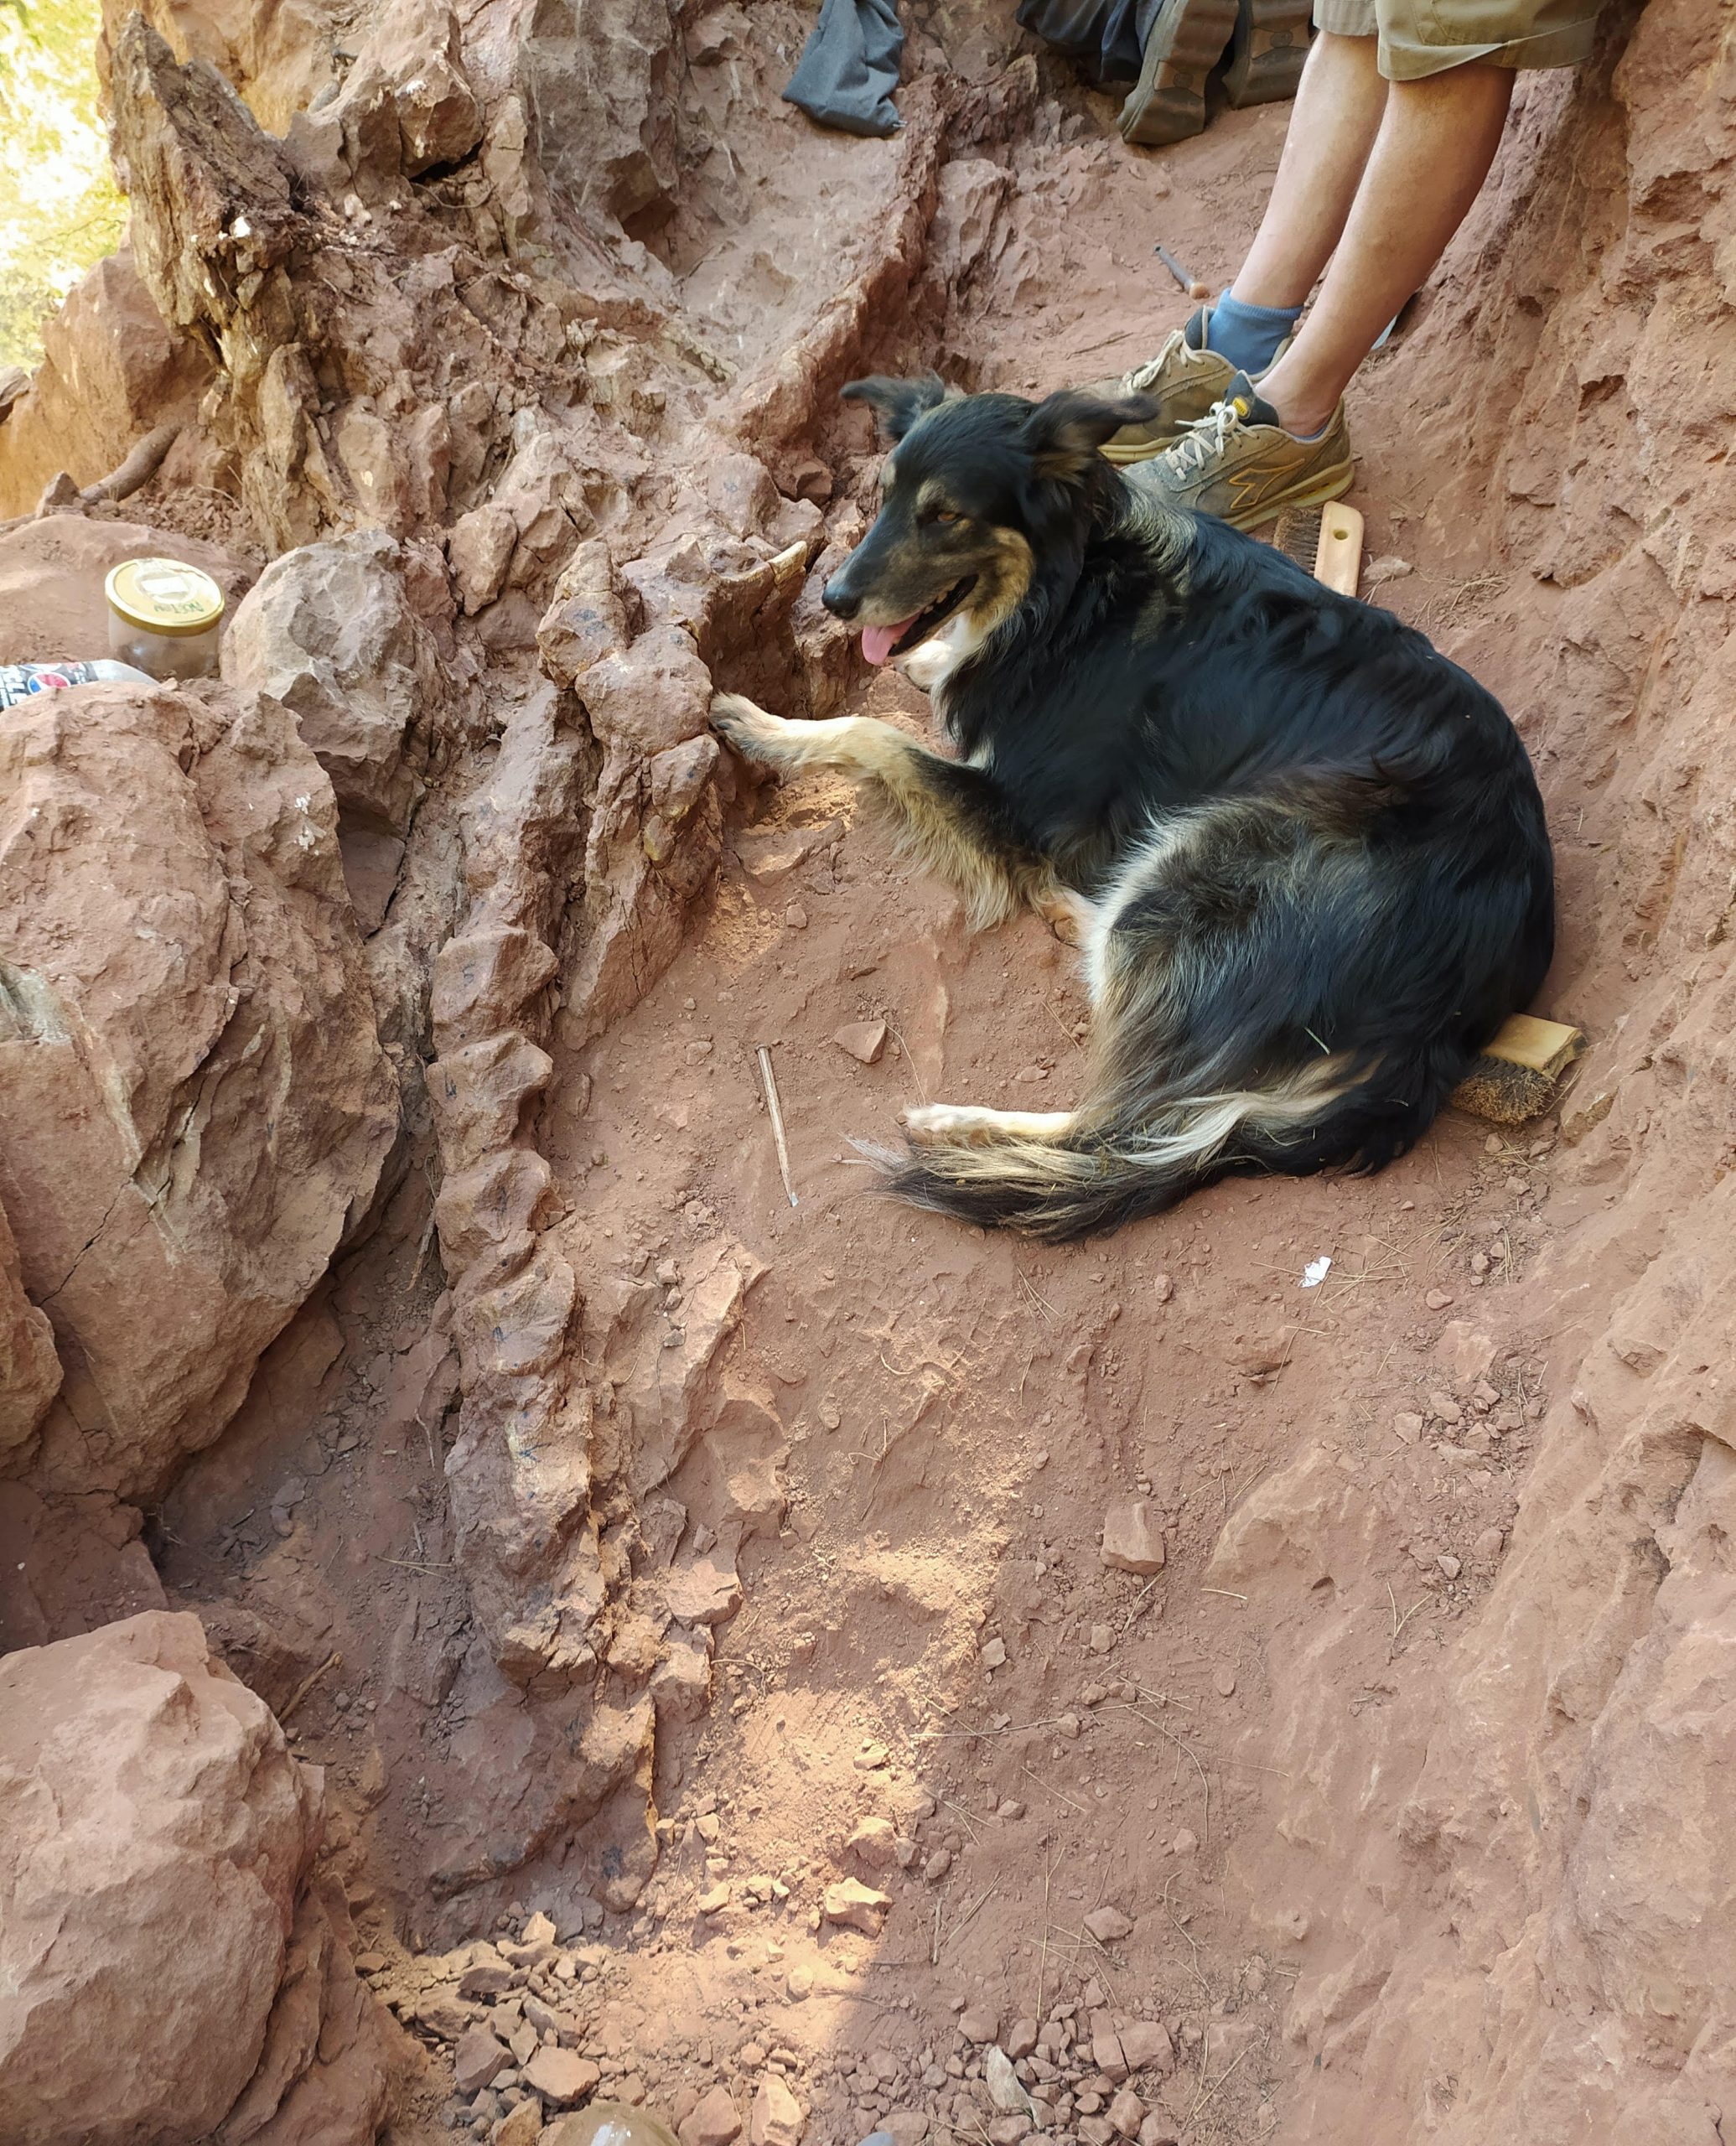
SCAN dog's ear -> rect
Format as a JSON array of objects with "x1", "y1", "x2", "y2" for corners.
[
  {"x1": 841, "y1": 372, "x2": 951, "y2": 443},
  {"x1": 1021, "y1": 389, "x2": 1158, "y2": 479}
]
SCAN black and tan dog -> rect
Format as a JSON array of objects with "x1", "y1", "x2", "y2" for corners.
[{"x1": 711, "y1": 374, "x2": 1554, "y2": 1241}]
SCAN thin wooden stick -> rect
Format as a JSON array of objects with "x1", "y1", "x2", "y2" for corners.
[
  {"x1": 757, "y1": 1046, "x2": 797, "y2": 1207},
  {"x1": 280, "y1": 1650, "x2": 340, "y2": 1722}
]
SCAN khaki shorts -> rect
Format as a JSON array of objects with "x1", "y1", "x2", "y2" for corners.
[{"x1": 1314, "y1": 0, "x2": 1603, "y2": 79}]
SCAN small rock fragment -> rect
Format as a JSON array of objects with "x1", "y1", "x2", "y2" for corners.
[
  {"x1": 1425, "y1": 1288, "x2": 1454, "y2": 1310},
  {"x1": 1101, "y1": 1500, "x2": 1166, "y2": 1575},
  {"x1": 681, "y1": 2084, "x2": 744, "y2": 2146},
  {"x1": 1171, "y1": 1827, "x2": 1199, "y2": 1856},
  {"x1": 979, "y1": 1636, "x2": 1008, "y2": 1670},
  {"x1": 983, "y1": 2047, "x2": 1029, "y2": 2115},
  {"x1": 1393, "y1": 1412, "x2": 1424, "y2": 1444},
  {"x1": 749, "y1": 2074, "x2": 806, "y2": 2146},
  {"x1": 959, "y1": 2004, "x2": 1000, "y2": 2045},
  {"x1": 846, "y1": 1816, "x2": 899, "y2": 1869},
  {"x1": 1091, "y1": 2016, "x2": 1128, "y2": 2081},
  {"x1": 453, "y1": 2028, "x2": 511, "y2": 2095},
  {"x1": 921, "y1": 1848, "x2": 953, "y2": 1883},
  {"x1": 1083, "y1": 1905, "x2": 1133, "y2": 1944},
  {"x1": 1119, "y1": 2022, "x2": 1174, "y2": 2073},
  {"x1": 495, "y1": 2100, "x2": 543, "y2": 2146},
  {"x1": 698, "y1": 1884, "x2": 732, "y2": 1915},
  {"x1": 1438, "y1": 1553, "x2": 1462, "y2": 1579},
  {"x1": 523, "y1": 2048, "x2": 600, "y2": 2107},
  {"x1": 1108, "y1": 2088, "x2": 1146, "y2": 2138},
  {"x1": 1213, "y1": 1667, "x2": 1236, "y2": 1698},
  {"x1": 1089, "y1": 1624, "x2": 1115, "y2": 1654},
  {"x1": 1004, "y1": 2018, "x2": 1039, "y2": 2059},
  {"x1": 1153, "y1": 1274, "x2": 1174, "y2": 1304},
  {"x1": 834, "y1": 1021, "x2": 888, "y2": 1065},
  {"x1": 822, "y1": 1879, "x2": 891, "y2": 1934}
]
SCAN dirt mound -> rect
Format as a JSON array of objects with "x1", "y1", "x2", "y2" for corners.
[{"x1": 1, "y1": 0, "x2": 1733, "y2": 2142}]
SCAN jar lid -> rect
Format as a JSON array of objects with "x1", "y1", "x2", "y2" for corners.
[{"x1": 105, "y1": 557, "x2": 225, "y2": 637}]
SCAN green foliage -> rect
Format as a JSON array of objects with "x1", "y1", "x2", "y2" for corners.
[{"x1": 0, "y1": 0, "x2": 127, "y2": 369}]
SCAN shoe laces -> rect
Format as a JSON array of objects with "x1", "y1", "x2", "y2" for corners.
[
  {"x1": 1118, "y1": 328, "x2": 1199, "y2": 395},
  {"x1": 1163, "y1": 392, "x2": 1254, "y2": 476}
]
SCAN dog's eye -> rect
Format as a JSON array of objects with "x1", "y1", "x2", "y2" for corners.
[{"x1": 925, "y1": 507, "x2": 962, "y2": 526}]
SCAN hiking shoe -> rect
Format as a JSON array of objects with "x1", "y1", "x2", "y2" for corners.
[
  {"x1": 1137, "y1": 372, "x2": 1354, "y2": 531},
  {"x1": 1091, "y1": 309, "x2": 1293, "y2": 464},
  {"x1": 1118, "y1": 0, "x2": 1238, "y2": 145},
  {"x1": 1222, "y1": 0, "x2": 1310, "y2": 107}
]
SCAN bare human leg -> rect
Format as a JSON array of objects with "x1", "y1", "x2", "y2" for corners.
[
  {"x1": 1231, "y1": 31, "x2": 1391, "y2": 313},
  {"x1": 1254, "y1": 57, "x2": 1516, "y2": 434}
]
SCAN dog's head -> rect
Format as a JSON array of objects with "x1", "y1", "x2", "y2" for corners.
[{"x1": 823, "y1": 375, "x2": 1155, "y2": 666}]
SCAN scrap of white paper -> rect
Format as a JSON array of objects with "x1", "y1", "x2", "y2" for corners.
[{"x1": 1301, "y1": 1256, "x2": 1333, "y2": 1288}]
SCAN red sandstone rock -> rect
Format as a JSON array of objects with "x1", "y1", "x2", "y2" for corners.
[
  {"x1": 0, "y1": 682, "x2": 396, "y2": 1501},
  {"x1": 224, "y1": 527, "x2": 453, "y2": 838},
  {"x1": 0, "y1": 1611, "x2": 396, "y2": 2146}
]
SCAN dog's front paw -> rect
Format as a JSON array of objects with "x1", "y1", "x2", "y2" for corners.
[{"x1": 710, "y1": 692, "x2": 796, "y2": 765}]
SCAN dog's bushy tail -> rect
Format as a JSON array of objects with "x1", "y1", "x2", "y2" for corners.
[{"x1": 873, "y1": 1045, "x2": 1462, "y2": 1242}]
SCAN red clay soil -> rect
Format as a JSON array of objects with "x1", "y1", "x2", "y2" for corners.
[{"x1": 2, "y1": 2, "x2": 1734, "y2": 2143}]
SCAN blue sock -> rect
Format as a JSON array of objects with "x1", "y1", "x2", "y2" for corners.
[{"x1": 1204, "y1": 286, "x2": 1303, "y2": 378}]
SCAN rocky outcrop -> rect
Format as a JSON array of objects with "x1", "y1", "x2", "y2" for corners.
[
  {"x1": 0, "y1": 250, "x2": 211, "y2": 518},
  {"x1": 0, "y1": 1610, "x2": 406, "y2": 2146},
  {"x1": 95, "y1": 0, "x2": 345, "y2": 137},
  {"x1": 0, "y1": 682, "x2": 396, "y2": 1501}
]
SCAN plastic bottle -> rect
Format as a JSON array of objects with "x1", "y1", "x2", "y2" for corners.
[
  {"x1": 0, "y1": 659, "x2": 156, "y2": 708},
  {"x1": 544, "y1": 2104, "x2": 682, "y2": 2146}
]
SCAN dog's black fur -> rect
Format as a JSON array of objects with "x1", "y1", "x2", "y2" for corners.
[{"x1": 711, "y1": 374, "x2": 1554, "y2": 1240}]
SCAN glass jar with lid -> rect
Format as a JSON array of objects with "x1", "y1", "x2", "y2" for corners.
[{"x1": 105, "y1": 557, "x2": 225, "y2": 680}]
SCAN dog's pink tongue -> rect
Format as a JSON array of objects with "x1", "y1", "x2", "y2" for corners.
[{"x1": 861, "y1": 618, "x2": 916, "y2": 666}]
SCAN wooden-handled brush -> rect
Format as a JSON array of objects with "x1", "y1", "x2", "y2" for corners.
[
  {"x1": 1274, "y1": 500, "x2": 1586, "y2": 1124},
  {"x1": 1448, "y1": 1015, "x2": 1585, "y2": 1125},
  {"x1": 1273, "y1": 500, "x2": 1365, "y2": 595}
]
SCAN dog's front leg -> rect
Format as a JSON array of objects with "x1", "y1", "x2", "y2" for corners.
[
  {"x1": 711, "y1": 692, "x2": 1041, "y2": 930},
  {"x1": 710, "y1": 692, "x2": 909, "y2": 777}
]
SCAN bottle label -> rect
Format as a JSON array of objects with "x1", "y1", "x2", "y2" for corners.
[{"x1": 0, "y1": 661, "x2": 106, "y2": 708}]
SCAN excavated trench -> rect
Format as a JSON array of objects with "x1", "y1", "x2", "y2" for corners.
[{"x1": 2, "y1": 2, "x2": 1735, "y2": 2143}]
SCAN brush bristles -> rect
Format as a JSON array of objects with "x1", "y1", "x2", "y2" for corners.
[
  {"x1": 1272, "y1": 503, "x2": 1324, "y2": 573},
  {"x1": 1448, "y1": 1055, "x2": 1557, "y2": 1124}
]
